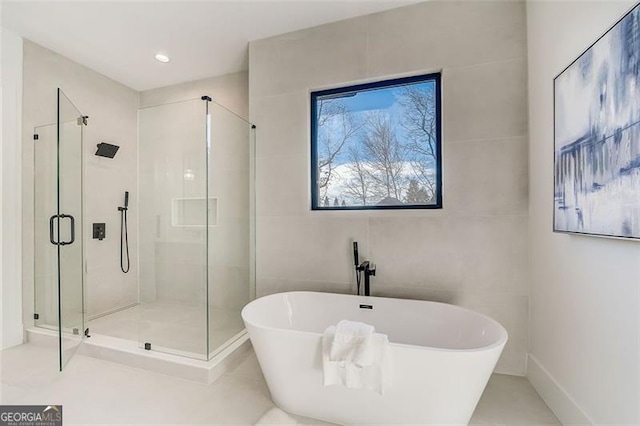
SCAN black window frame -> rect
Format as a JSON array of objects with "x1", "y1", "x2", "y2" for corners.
[{"x1": 310, "y1": 72, "x2": 443, "y2": 211}]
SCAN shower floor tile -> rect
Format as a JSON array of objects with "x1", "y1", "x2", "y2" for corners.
[
  {"x1": 88, "y1": 301, "x2": 245, "y2": 358},
  {"x1": 0, "y1": 343, "x2": 560, "y2": 425}
]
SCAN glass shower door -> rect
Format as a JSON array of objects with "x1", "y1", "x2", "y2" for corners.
[{"x1": 55, "y1": 89, "x2": 86, "y2": 370}]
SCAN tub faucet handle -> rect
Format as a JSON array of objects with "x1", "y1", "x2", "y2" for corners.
[{"x1": 369, "y1": 263, "x2": 376, "y2": 276}]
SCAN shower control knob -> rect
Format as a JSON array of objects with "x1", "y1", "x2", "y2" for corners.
[{"x1": 93, "y1": 223, "x2": 106, "y2": 241}]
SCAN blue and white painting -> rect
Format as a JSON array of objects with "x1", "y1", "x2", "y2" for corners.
[{"x1": 554, "y1": 5, "x2": 640, "y2": 239}]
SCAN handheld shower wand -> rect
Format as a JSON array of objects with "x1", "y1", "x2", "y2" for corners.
[
  {"x1": 118, "y1": 191, "x2": 130, "y2": 273},
  {"x1": 353, "y1": 241, "x2": 359, "y2": 268}
]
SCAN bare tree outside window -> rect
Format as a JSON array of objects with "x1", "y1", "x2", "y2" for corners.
[
  {"x1": 316, "y1": 100, "x2": 362, "y2": 201},
  {"x1": 311, "y1": 74, "x2": 442, "y2": 210}
]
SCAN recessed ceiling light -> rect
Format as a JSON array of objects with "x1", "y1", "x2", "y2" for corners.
[{"x1": 155, "y1": 53, "x2": 170, "y2": 63}]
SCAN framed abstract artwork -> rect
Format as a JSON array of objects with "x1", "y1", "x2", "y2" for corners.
[{"x1": 554, "y1": 4, "x2": 640, "y2": 239}]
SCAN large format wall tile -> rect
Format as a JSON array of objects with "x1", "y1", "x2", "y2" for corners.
[
  {"x1": 444, "y1": 59, "x2": 528, "y2": 142},
  {"x1": 453, "y1": 215, "x2": 529, "y2": 296},
  {"x1": 444, "y1": 137, "x2": 529, "y2": 216},
  {"x1": 367, "y1": 1, "x2": 527, "y2": 78},
  {"x1": 87, "y1": 266, "x2": 138, "y2": 318},
  {"x1": 256, "y1": 153, "x2": 309, "y2": 216},
  {"x1": 256, "y1": 277, "x2": 353, "y2": 298},
  {"x1": 139, "y1": 71, "x2": 248, "y2": 118},
  {"x1": 368, "y1": 216, "x2": 465, "y2": 291},
  {"x1": 209, "y1": 264, "x2": 251, "y2": 309},
  {"x1": 256, "y1": 216, "x2": 368, "y2": 284},
  {"x1": 155, "y1": 260, "x2": 206, "y2": 305},
  {"x1": 369, "y1": 215, "x2": 528, "y2": 296},
  {"x1": 212, "y1": 166, "x2": 251, "y2": 220},
  {"x1": 210, "y1": 103, "x2": 252, "y2": 170},
  {"x1": 251, "y1": 92, "x2": 308, "y2": 158},
  {"x1": 209, "y1": 219, "x2": 250, "y2": 268},
  {"x1": 249, "y1": 17, "x2": 368, "y2": 99},
  {"x1": 138, "y1": 260, "x2": 157, "y2": 303}
]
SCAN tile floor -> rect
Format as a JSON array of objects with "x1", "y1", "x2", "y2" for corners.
[{"x1": 0, "y1": 343, "x2": 560, "y2": 425}]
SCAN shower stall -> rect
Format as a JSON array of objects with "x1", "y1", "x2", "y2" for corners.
[{"x1": 33, "y1": 89, "x2": 255, "y2": 369}]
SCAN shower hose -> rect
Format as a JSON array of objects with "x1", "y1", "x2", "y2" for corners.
[{"x1": 120, "y1": 206, "x2": 130, "y2": 273}]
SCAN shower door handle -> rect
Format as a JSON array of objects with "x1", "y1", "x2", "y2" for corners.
[
  {"x1": 59, "y1": 214, "x2": 75, "y2": 246},
  {"x1": 49, "y1": 215, "x2": 58, "y2": 245},
  {"x1": 49, "y1": 214, "x2": 75, "y2": 246}
]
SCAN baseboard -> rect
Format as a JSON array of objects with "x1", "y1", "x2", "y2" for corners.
[
  {"x1": 1, "y1": 322, "x2": 25, "y2": 349},
  {"x1": 527, "y1": 353, "x2": 594, "y2": 425}
]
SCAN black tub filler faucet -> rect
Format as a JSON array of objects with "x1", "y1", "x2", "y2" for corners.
[{"x1": 352, "y1": 241, "x2": 376, "y2": 296}]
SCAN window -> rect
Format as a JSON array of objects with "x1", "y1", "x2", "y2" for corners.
[{"x1": 311, "y1": 73, "x2": 442, "y2": 210}]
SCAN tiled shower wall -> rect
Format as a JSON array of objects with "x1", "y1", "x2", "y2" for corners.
[
  {"x1": 249, "y1": 0, "x2": 529, "y2": 374},
  {"x1": 22, "y1": 40, "x2": 139, "y2": 323},
  {"x1": 137, "y1": 73, "x2": 250, "y2": 310}
]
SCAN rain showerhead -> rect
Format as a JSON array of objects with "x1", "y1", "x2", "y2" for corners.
[{"x1": 95, "y1": 142, "x2": 120, "y2": 159}]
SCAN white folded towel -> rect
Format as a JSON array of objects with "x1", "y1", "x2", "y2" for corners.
[
  {"x1": 322, "y1": 321, "x2": 390, "y2": 395},
  {"x1": 329, "y1": 320, "x2": 375, "y2": 366}
]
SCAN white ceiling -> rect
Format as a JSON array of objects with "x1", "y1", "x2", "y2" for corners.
[{"x1": 2, "y1": 1, "x2": 417, "y2": 91}]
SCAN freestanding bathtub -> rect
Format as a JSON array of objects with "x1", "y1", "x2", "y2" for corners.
[{"x1": 242, "y1": 291, "x2": 508, "y2": 425}]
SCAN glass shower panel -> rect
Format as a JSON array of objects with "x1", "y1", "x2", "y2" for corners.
[
  {"x1": 138, "y1": 99, "x2": 208, "y2": 360},
  {"x1": 207, "y1": 102, "x2": 255, "y2": 358},
  {"x1": 34, "y1": 124, "x2": 58, "y2": 331}
]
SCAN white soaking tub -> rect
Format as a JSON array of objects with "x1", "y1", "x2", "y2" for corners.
[{"x1": 242, "y1": 291, "x2": 507, "y2": 425}]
